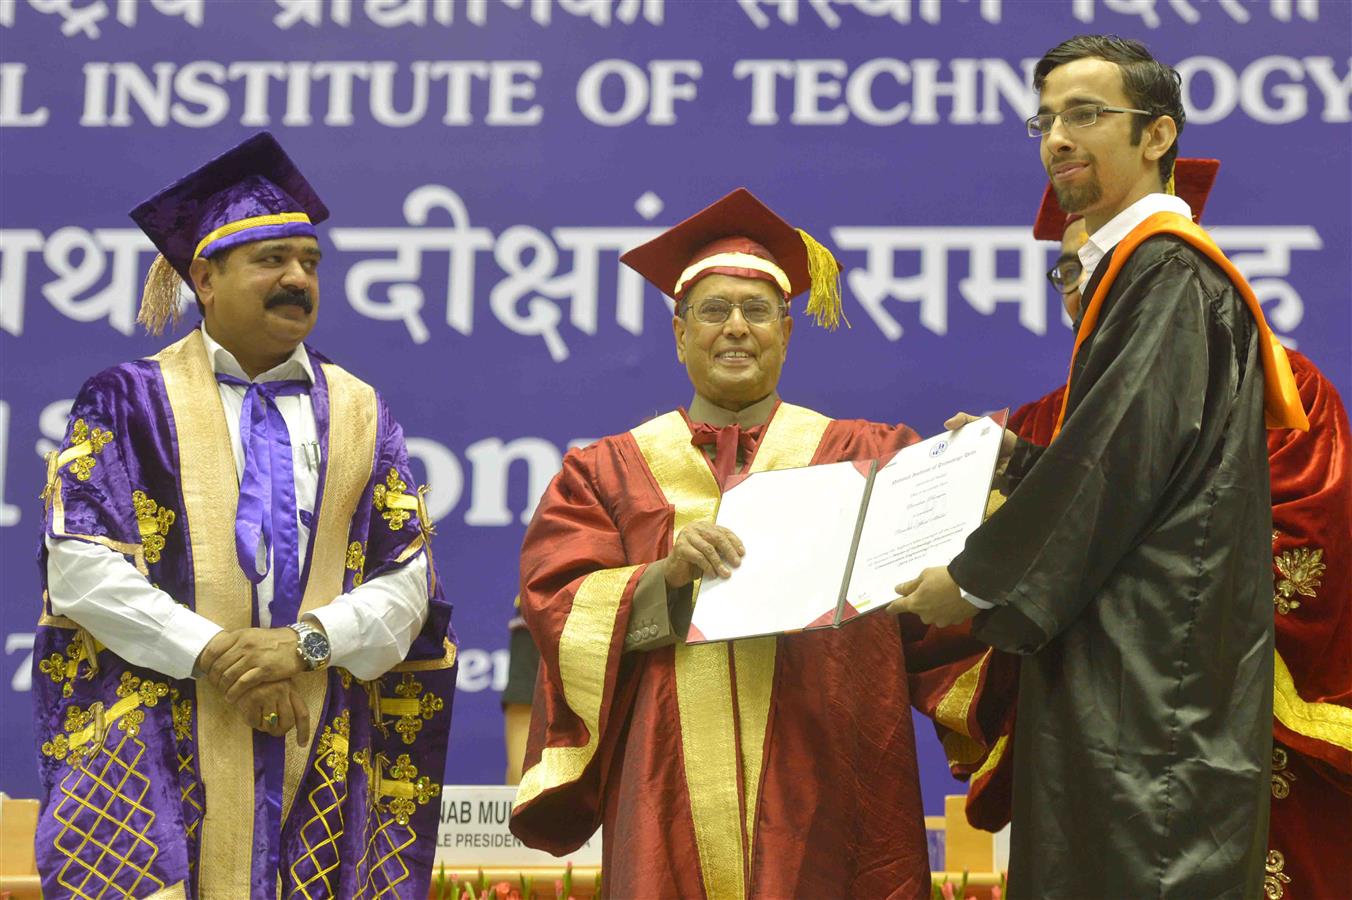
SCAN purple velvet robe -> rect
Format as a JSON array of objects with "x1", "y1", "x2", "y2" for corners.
[{"x1": 33, "y1": 329, "x2": 457, "y2": 900}]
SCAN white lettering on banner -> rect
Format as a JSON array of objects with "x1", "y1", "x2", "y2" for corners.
[
  {"x1": 329, "y1": 185, "x2": 495, "y2": 344},
  {"x1": 1207, "y1": 226, "x2": 1322, "y2": 348},
  {"x1": 0, "y1": 0, "x2": 202, "y2": 39},
  {"x1": 0, "y1": 219, "x2": 1320, "y2": 346},
  {"x1": 738, "y1": 0, "x2": 1004, "y2": 29},
  {"x1": 455, "y1": 647, "x2": 509, "y2": 692},
  {"x1": 3, "y1": 56, "x2": 1329, "y2": 128},
  {"x1": 1072, "y1": 0, "x2": 1319, "y2": 28},
  {"x1": 0, "y1": 63, "x2": 48, "y2": 126},
  {"x1": 0, "y1": 402, "x2": 20, "y2": 527},
  {"x1": 78, "y1": 59, "x2": 546, "y2": 128},
  {"x1": 271, "y1": 0, "x2": 664, "y2": 29},
  {"x1": 575, "y1": 59, "x2": 702, "y2": 126},
  {"x1": 0, "y1": 230, "x2": 42, "y2": 335},
  {"x1": 6, "y1": 632, "x2": 35, "y2": 692},
  {"x1": 831, "y1": 226, "x2": 1313, "y2": 342},
  {"x1": 435, "y1": 786, "x2": 602, "y2": 867},
  {"x1": 40, "y1": 228, "x2": 155, "y2": 335},
  {"x1": 734, "y1": 57, "x2": 1038, "y2": 126}
]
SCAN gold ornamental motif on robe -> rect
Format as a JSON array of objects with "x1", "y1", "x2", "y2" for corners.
[{"x1": 1272, "y1": 538, "x2": 1326, "y2": 616}]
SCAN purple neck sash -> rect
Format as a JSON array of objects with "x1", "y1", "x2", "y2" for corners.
[
  {"x1": 217, "y1": 373, "x2": 309, "y2": 627},
  {"x1": 217, "y1": 372, "x2": 309, "y2": 898}
]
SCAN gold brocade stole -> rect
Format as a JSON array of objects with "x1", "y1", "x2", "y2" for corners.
[
  {"x1": 156, "y1": 330, "x2": 377, "y2": 896},
  {"x1": 631, "y1": 403, "x2": 830, "y2": 900}
]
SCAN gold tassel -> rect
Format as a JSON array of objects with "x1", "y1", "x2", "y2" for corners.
[
  {"x1": 797, "y1": 228, "x2": 848, "y2": 331},
  {"x1": 136, "y1": 254, "x2": 185, "y2": 336},
  {"x1": 1164, "y1": 167, "x2": 1177, "y2": 196}
]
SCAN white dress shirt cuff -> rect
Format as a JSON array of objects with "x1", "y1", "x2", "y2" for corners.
[
  {"x1": 166, "y1": 606, "x2": 226, "y2": 680},
  {"x1": 961, "y1": 588, "x2": 995, "y2": 610}
]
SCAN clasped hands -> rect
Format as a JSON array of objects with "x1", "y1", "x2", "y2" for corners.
[{"x1": 195, "y1": 627, "x2": 310, "y2": 745}]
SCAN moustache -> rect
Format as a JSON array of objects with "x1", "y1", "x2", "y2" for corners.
[{"x1": 265, "y1": 290, "x2": 313, "y2": 314}]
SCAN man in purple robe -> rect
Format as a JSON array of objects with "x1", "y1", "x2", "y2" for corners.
[{"x1": 32, "y1": 132, "x2": 456, "y2": 899}]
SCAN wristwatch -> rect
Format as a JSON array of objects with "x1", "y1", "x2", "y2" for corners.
[{"x1": 289, "y1": 620, "x2": 331, "y2": 671}]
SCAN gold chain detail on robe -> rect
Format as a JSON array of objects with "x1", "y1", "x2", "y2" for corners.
[{"x1": 631, "y1": 402, "x2": 830, "y2": 900}]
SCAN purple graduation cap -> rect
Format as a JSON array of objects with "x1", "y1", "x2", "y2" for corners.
[{"x1": 129, "y1": 131, "x2": 329, "y2": 334}]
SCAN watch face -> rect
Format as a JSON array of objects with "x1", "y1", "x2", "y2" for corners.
[{"x1": 301, "y1": 631, "x2": 330, "y2": 660}]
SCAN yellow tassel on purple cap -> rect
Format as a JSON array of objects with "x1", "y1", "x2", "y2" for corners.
[
  {"x1": 797, "y1": 228, "x2": 847, "y2": 331},
  {"x1": 1164, "y1": 167, "x2": 1176, "y2": 196},
  {"x1": 136, "y1": 254, "x2": 186, "y2": 336}
]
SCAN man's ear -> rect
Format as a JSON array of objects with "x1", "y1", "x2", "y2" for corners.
[
  {"x1": 1143, "y1": 115, "x2": 1177, "y2": 164},
  {"x1": 189, "y1": 257, "x2": 214, "y2": 311},
  {"x1": 672, "y1": 314, "x2": 687, "y2": 365}
]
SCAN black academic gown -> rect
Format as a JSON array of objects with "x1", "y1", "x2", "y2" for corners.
[{"x1": 951, "y1": 236, "x2": 1274, "y2": 899}]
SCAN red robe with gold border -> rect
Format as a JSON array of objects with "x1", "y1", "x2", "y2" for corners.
[
  {"x1": 971, "y1": 350, "x2": 1352, "y2": 898},
  {"x1": 509, "y1": 402, "x2": 1007, "y2": 900}
]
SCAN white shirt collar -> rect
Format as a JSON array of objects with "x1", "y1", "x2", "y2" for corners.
[
  {"x1": 200, "y1": 323, "x2": 314, "y2": 385},
  {"x1": 1079, "y1": 192, "x2": 1193, "y2": 283}
]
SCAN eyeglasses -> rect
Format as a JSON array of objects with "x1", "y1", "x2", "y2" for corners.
[
  {"x1": 683, "y1": 297, "x2": 786, "y2": 325},
  {"x1": 1026, "y1": 103, "x2": 1155, "y2": 138},
  {"x1": 1046, "y1": 256, "x2": 1084, "y2": 295}
]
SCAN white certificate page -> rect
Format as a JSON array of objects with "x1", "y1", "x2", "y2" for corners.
[
  {"x1": 844, "y1": 417, "x2": 1003, "y2": 613},
  {"x1": 687, "y1": 461, "x2": 867, "y2": 643}
]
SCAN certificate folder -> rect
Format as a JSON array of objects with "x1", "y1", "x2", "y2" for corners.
[{"x1": 685, "y1": 412, "x2": 1007, "y2": 645}]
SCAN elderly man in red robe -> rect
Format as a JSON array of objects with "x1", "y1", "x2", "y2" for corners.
[
  {"x1": 966, "y1": 159, "x2": 1352, "y2": 898},
  {"x1": 509, "y1": 189, "x2": 1007, "y2": 899}
]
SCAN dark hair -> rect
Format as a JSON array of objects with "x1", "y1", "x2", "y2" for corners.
[{"x1": 1033, "y1": 35, "x2": 1184, "y2": 184}]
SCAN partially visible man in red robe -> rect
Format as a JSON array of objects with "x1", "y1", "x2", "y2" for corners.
[
  {"x1": 509, "y1": 189, "x2": 1009, "y2": 899},
  {"x1": 968, "y1": 160, "x2": 1352, "y2": 898}
]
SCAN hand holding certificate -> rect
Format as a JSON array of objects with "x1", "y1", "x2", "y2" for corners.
[{"x1": 685, "y1": 413, "x2": 1007, "y2": 644}]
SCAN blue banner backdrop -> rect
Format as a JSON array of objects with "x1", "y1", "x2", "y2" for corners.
[{"x1": 1, "y1": 0, "x2": 1348, "y2": 816}]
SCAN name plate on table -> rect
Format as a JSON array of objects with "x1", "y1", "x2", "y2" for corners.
[{"x1": 435, "y1": 786, "x2": 602, "y2": 867}]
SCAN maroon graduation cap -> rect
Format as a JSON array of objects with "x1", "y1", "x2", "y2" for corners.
[{"x1": 620, "y1": 187, "x2": 845, "y2": 329}]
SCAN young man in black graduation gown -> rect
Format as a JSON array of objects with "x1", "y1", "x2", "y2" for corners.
[{"x1": 891, "y1": 36, "x2": 1309, "y2": 898}]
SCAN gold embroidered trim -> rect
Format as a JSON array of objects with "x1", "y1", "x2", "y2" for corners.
[
  {"x1": 53, "y1": 418, "x2": 115, "y2": 484},
  {"x1": 934, "y1": 650, "x2": 991, "y2": 737},
  {"x1": 1264, "y1": 849, "x2": 1291, "y2": 898},
  {"x1": 391, "y1": 637, "x2": 457, "y2": 672},
  {"x1": 285, "y1": 361, "x2": 378, "y2": 826},
  {"x1": 193, "y1": 211, "x2": 311, "y2": 259},
  {"x1": 292, "y1": 710, "x2": 352, "y2": 897},
  {"x1": 346, "y1": 540, "x2": 367, "y2": 586},
  {"x1": 375, "y1": 672, "x2": 446, "y2": 745},
  {"x1": 1273, "y1": 648, "x2": 1352, "y2": 753},
  {"x1": 1273, "y1": 544, "x2": 1325, "y2": 615},
  {"x1": 41, "y1": 674, "x2": 172, "y2": 763},
  {"x1": 513, "y1": 565, "x2": 639, "y2": 810},
  {"x1": 156, "y1": 329, "x2": 256, "y2": 896},
  {"x1": 373, "y1": 467, "x2": 418, "y2": 530},
  {"x1": 1271, "y1": 746, "x2": 1297, "y2": 799},
  {"x1": 971, "y1": 733, "x2": 1010, "y2": 784},
  {"x1": 133, "y1": 490, "x2": 177, "y2": 564},
  {"x1": 37, "y1": 630, "x2": 101, "y2": 699},
  {"x1": 631, "y1": 402, "x2": 829, "y2": 899}
]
